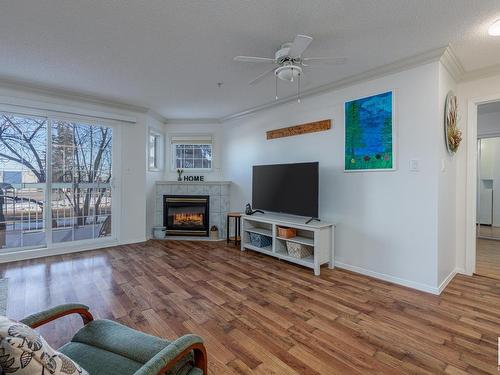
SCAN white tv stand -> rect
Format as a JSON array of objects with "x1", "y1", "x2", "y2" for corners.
[{"x1": 240, "y1": 213, "x2": 335, "y2": 276}]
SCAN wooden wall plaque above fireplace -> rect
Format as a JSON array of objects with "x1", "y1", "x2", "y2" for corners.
[{"x1": 266, "y1": 119, "x2": 331, "y2": 140}]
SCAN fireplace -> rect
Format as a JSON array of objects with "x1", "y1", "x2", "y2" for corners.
[{"x1": 164, "y1": 195, "x2": 209, "y2": 236}]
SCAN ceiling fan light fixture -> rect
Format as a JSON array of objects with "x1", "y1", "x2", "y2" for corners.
[
  {"x1": 275, "y1": 65, "x2": 302, "y2": 82},
  {"x1": 488, "y1": 19, "x2": 500, "y2": 36}
]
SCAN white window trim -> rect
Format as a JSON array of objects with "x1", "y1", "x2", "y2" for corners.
[
  {"x1": 169, "y1": 133, "x2": 214, "y2": 172},
  {"x1": 148, "y1": 128, "x2": 164, "y2": 172}
]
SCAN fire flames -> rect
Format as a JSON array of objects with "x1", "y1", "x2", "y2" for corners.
[{"x1": 173, "y1": 213, "x2": 203, "y2": 226}]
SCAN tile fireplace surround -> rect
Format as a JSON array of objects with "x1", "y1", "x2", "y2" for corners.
[{"x1": 155, "y1": 181, "x2": 231, "y2": 239}]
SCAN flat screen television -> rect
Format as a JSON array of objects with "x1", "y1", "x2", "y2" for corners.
[{"x1": 252, "y1": 162, "x2": 319, "y2": 218}]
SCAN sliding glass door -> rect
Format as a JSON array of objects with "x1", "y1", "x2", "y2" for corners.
[
  {"x1": 0, "y1": 114, "x2": 47, "y2": 249},
  {"x1": 51, "y1": 120, "x2": 113, "y2": 243},
  {"x1": 0, "y1": 112, "x2": 115, "y2": 251}
]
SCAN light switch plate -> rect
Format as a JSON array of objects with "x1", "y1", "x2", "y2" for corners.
[{"x1": 409, "y1": 159, "x2": 420, "y2": 172}]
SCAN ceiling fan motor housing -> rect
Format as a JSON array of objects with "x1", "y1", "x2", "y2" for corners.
[{"x1": 275, "y1": 43, "x2": 294, "y2": 63}]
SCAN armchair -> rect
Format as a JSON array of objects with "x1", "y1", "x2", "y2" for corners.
[{"x1": 21, "y1": 304, "x2": 207, "y2": 375}]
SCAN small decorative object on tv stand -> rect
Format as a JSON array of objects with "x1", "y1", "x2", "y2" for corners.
[
  {"x1": 241, "y1": 212, "x2": 334, "y2": 276},
  {"x1": 245, "y1": 203, "x2": 264, "y2": 215}
]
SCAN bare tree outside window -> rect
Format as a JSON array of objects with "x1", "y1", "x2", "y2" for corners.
[{"x1": 0, "y1": 113, "x2": 113, "y2": 249}]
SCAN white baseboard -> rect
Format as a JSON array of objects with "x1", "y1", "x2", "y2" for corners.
[
  {"x1": 119, "y1": 237, "x2": 147, "y2": 245},
  {"x1": 0, "y1": 236, "x2": 146, "y2": 264},
  {"x1": 335, "y1": 261, "x2": 440, "y2": 295},
  {"x1": 438, "y1": 268, "x2": 458, "y2": 294}
]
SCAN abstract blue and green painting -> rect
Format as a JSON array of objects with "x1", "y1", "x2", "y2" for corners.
[{"x1": 345, "y1": 91, "x2": 393, "y2": 171}]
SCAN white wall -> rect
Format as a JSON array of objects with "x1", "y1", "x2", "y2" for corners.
[
  {"x1": 222, "y1": 62, "x2": 443, "y2": 292},
  {"x1": 119, "y1": 114, "x2": 148, "y2": 244},
  {"x1": 437, "y1": 62, "x2": 458, "y2": 286}
]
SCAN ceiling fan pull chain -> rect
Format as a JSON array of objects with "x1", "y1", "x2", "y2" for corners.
[
  {"x1": 275, "y1": 75, "x2": 278, "y2": 100},
  {"x1": 297, "y1": 72, "x2": 301, "y2": 103}
]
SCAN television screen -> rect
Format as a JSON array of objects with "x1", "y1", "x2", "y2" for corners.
[{"x1": 252, "y1": 162, "x2": 319, "y2": 218}]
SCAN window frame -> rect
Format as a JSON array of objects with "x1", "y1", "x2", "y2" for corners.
[
  {"x1": 148, "y1": 129, "x2": 164, "y2": 172},
  {"x1": 170, "y1": 134, "x2": 213, "y2": 172}
]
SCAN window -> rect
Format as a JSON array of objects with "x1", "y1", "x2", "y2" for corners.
[
  {"x1": 149, "y1": 130, "x2": 163, "y2": 171},
  {"x1": 171, "y1": 135, "x2": 212, "y2": 170},
  {"x1": 0, "y1": 112, "x2": 114, "y2": 251},
  {"x1": 0, "y1": 114, "x2": 47, "y2": 249},
  {"x1": 51, "y1": 121, "x2": 113, "y2": 243}
]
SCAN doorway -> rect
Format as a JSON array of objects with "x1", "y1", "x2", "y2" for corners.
[{"x1": 475, "y1": 102, "x2": 500, "y2": 279}]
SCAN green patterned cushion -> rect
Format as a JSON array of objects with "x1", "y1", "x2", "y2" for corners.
[
  {"x1": 65, "y1": 320, "x2": 195, "y2": 375},
  {"x1": 70, "y1": 320, "x2": 170, "y2": 364},
  {"x1": 0, "y1": 316, "x2": 88, "y2": 375},
  {"x1": 59, "y1": 342, "x2": 142, "y2": 375}
]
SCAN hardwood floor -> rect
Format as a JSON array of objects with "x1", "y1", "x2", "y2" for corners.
[
  {"x1": 2, "y1": 240, "x2": 500, "y2": 374},
  {"x1": 477, "y1": 238, "x2": 500, "y2": 280},
  {"x1": 478, "y1": 225, "x2": 500, "y2": 238}
]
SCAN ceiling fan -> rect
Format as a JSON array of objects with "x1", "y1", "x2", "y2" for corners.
[{"x1": 234, "y1": 35, "x2": 347, "y2": 102}]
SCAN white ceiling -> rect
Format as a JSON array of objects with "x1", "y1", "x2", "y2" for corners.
[{"x1": 1, "y1": 0, "x2": 500, "y2": 120}]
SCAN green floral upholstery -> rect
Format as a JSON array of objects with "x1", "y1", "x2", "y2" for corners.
[{"x1": 20, "y1": 304, "x2": 205, "y2": 375}]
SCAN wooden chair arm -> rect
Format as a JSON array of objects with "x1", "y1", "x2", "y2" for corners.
[
  {"x1": 157, "y1": 342, "x2": 207, "y2": 375},
  {"x1": 20, "y1": 303, "x2": 94, "y2": 329},
  {"x1": 134, "y1": 335, "x2": 207, "y2": 375}
]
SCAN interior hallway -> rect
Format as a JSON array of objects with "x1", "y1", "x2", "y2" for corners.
[{"x1": 476, "y1": 238, "x2": 500, "y2": 280}]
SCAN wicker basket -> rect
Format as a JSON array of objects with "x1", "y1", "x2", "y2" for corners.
[
  {"x1": 249, "y1": 232, "x2": 272, "y2": 248},
  {"x1": 286, "y1": 241, "x2": 313, "y2": 259},
  {"x1": 277, "y1": 226, "x2": 297, "y2": 239}
]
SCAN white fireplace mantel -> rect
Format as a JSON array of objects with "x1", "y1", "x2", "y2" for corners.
[{"x1": 156, "y1": 180, "x2": 231, "y2": 185}]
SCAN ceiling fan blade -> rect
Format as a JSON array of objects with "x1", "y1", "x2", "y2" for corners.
[
  {"x1": 288, "y1": 35, "x2": 313, "y2": 58},
  {"x1": 302, "y1": 57, "x2": 348, "y2": 65},
  {"x1": 249, "y1": 66, "x2": 277, "y2": 85},
  {"x1": 234, "y1": 56, "x2": 275, "y2": 63}
]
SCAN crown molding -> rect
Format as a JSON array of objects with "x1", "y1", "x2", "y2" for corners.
[
  {"x1": 146, "y1": 110, "x2": 169, "y2": 124},
  {"x1": 440, "y1": 45, "x2": 465, "y2": 82},
  {"x1": 461, "y1": 63, "x2": 500, "y2": 82},
  {"x1": 164, "y1": 118, "x2": 221, "y2": 125},
  {"x1": 220, "y1": 46, "x2": 449, "y2": 122},
  {"x1": 0, "y1": 75, "x2": 150, "y2": 115}
]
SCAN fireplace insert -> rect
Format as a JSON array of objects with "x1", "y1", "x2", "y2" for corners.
[{"x1": 164, "y1": 195, "x2": 209, "y2": 236}]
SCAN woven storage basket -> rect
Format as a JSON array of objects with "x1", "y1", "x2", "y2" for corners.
[
  {"x1": 286, "y1": 241, "x2": 313, "y2": 258},
  {"x1": 249, "y1": 232, "x2": 272, "y2": 248},
  {"x1": 277, "y1": 226, "x2": 297, "y2": 238}
]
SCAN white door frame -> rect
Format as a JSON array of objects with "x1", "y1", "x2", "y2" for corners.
[{"x1": 465, "y1": 93, "x2": 500, "y2": 275}]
